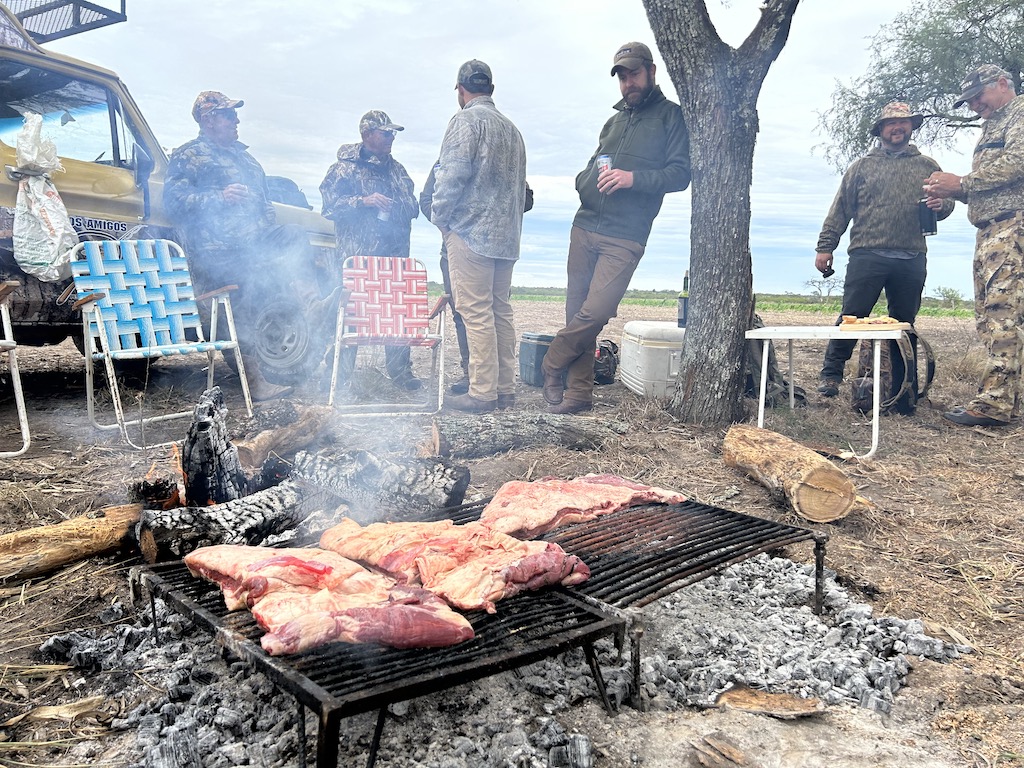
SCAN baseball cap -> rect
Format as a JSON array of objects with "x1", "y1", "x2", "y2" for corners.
[
  {"x1": 359, "y1": 110, "x2": 404, "y2": 134},
  {"x1": 870, "y1": 101, "x2": 924, "y2": 136},
  {"x1": 192, "y1": 91, "x2": 244, "y2": 122},
  {"x1": 954, "y1": 64, "x2": 1013, "y2": 108},
  {"x1": 456, "y1": 59, "x2": 493, "y2": 90},
  {"x1": 610, "y1": 41, "x2": 653, "y2": 76}
]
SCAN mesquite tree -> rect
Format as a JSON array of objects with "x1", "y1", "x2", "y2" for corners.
[{"x1": 646, "y1": 0, "x2": 802, "y2": 424}]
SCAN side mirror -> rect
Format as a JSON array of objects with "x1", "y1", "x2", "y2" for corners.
[{"x1": 134, "y1": 143, "x2": 154, "y2": 220}]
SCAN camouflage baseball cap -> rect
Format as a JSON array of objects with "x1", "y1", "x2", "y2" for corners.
[
  {"x1": 191, "y1": 91, "x2": 244, "y2": 122},
  {"x1": 610, "y1": 41, "x2": 653, "y2": 76},
  {"x1": 456, "y1": 59, "x2": 492, "y2": 90},
  {"x1": 954, "y1": 64, "x2": 1013, "y2": 108},
  {"x1": 359, "y1": 110, "x2": 404, "y2": 134},
  {"x1": 870, "y1": 101, "x2": 924, "y2": 136}
]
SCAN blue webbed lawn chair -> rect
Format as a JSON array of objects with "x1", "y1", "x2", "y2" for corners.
[{"x1": 69, "y1": 239, "x2": 252, "y2": 448}]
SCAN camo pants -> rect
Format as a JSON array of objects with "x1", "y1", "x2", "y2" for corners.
[{"x1": 968, "y1": 214, "x2": 1024, "y2": 421}]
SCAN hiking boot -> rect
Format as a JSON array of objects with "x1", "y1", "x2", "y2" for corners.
[
  {"x1": 241, "y1": 355, "x2": 294, "y2": 402},
  {"x1": 447, "y1": 375, "x2": 470, "y2": 395},
  {"x1": 548, "y1": 399, "x2": 592, "y2": 415},
  {"x1": 445, "y1": 393, "x2": 496, "y2": 413},
  {"x1": 817, "y1": 379, "x2": 840, "y2": 398},
  {"x1": 942, "y1": 408, "x2": 1009, "y2": 427},
  {"x1": 496, "y1": 394, "x2": 516, "y2": 410},
  {"x1": 543, "y1": 370, "x2": 565, "y2": 405},
  {"x1": 391, "y1": 371, "x2": 423, "y2": 391}
]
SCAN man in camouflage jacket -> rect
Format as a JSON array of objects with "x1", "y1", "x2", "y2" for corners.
[
  {"x1": 319, "y1": 110, "x2": 420, "y2": 389},
  {"x1": 814, "y1": 101, "x2": 955, "y2": 397},
  {"x1": 164, "y1": 90, "x2": 325, "y2": 400},
  {"x1": 926, "y1": 65, "x2": 1024, "y2": 427}
]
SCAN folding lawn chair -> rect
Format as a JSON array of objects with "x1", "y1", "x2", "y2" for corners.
[
  {"x1": 327, "y1": 256, "x2": 446, "y2": 415},
  {"x1": 69, "y1": 239, "x2": 252, "y2": 449},
  {"x1": 0, "y1": 280, "x2": 31, "y2": 458}
]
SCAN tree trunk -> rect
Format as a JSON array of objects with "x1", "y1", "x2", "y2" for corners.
[
  {"x1": 722, "y1": 424, "x2": 855, "y2": 522},
  {"x1": 428, "y1": 412, "x2": 619, "y2": 460},
  {"x1": 0, "y1": 504, "x2": 142, "y2": 581},
  {"x1": 643, "y1": 0, "x2": 802, "y2": 425}
]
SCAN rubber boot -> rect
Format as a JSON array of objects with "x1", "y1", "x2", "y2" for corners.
[{"x1": 241, "y1": 355, "x2": 294, "y2": 401}]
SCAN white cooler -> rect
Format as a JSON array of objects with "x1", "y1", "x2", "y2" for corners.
[{"x1": 619, "y1": 320, "x2": 686, "y2": 398}]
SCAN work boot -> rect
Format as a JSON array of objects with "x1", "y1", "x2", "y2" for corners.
[
  {"x1": 496, "y1": 394, "x2": 516, "y2": 410},
  {"x1": 241, "y1": 355, "x2": 293, "y2": 401},
  {"x1": 448, "y1": 373, "x2": 471, "y2": 395},
  {"x1": 816, "y1": 378, "x2": 840, "y2": 398},
  {"x1": 543, "y1": 370, "x2": 565, "y2": 405},
  {"x1": 445, "y1": 393, "x2": 496, "y2": 413},
  {"x1": 548, "y1": 399, "x2": 592, "y2": 415},
  {"x1": 391, "y1": 370, "x2": 423, "y2": 391}
]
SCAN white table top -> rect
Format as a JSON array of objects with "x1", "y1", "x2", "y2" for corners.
[{"x1": 745, "y1": 324, "x2": 908, "y2": 341}]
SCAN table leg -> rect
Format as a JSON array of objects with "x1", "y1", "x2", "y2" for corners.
[
  {"x1": 757, "y1": 340, "x2": 770, "y2": 427},
  {"x1": 787, "y1": 340, "x2": 795, "y2": 409},
  {"x1": 854, "y1": 340, "x2": 883, "y2": 460}
]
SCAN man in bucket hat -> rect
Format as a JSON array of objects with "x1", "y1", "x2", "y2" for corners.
[
  {"x1": 813, "y1": 101, "x2": 954, "y2": 398},
  {"x1": 925, "y1": 65, "x2": 1024, "y2": 427}
]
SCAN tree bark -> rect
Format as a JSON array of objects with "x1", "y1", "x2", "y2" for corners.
[
  {"x1": 234, "y1": 405, "x2": 334, "y2": 470},
  {"x1": 643, "y1": 0, "x2": 802, "y2": 425},
  {"x1": 181, "y1": 388, "x2": 248, "y2": 506},
  {"x1": 136, "y1": 479, "x2": 309, "y2": 563},
  {"x1": 0, "y1": 504, "x2": 142, "y2": 581},
  {"x1": 722, "y1": 424, "x2": 855, "y2": 522},
  {"x1": 428, "y1": 412, "x2": 619, "y2": 460}
]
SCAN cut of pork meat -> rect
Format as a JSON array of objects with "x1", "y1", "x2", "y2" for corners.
[
  {"x1": 184, "y1": 544, "x2": 390, "y2": 610},
  {"x1": 258, "y1": 585, "x2": 474, "y2": 655},
  {"x1": 319, "y1": 518, "x2": 590, "y2": 613},
  {"x1": 478, "y1": 473, "x2": 687, "y2": 538}
]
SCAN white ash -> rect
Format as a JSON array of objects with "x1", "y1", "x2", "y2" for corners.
[{"x1": 36, "y1": 555, "x2": 969, "y2": 767}]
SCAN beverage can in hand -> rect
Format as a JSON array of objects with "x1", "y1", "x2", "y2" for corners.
[
  {"x1": 597, "y1": 155, "x2": 612, "y2": 174},
  {"x1": 918, "y1": 198, "x2": 937, "y2": 236}
]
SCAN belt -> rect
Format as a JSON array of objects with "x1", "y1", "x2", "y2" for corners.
[{"x1": 975, "y1": 210, "x2": 1019, "y2": 229}]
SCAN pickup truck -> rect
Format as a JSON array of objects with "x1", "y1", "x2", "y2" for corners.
[{"x1": 0, "y1": 3, "x2": 337, "y2": 384}]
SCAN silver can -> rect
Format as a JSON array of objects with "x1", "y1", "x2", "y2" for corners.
[{"x1": 597, "y1": 154, "x2": 612, "y2": 174}]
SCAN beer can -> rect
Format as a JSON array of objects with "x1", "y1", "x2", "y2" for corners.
[
  {"x1": 918, "y1": 198, "x2": 937, "y2": 236},
  {"x1": 597, "y1": 154, "x2": 612, "y2": 173}
]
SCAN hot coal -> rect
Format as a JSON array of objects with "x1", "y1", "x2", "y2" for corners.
[{"x1": 35, "y1": 555, "x2": 969, "y2": 767}]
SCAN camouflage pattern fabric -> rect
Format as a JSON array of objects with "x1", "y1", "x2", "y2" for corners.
[
  {"x1": 967, "y1": 215, "x2": 1024, "y2": 421},
  {"x1": 961, "y1": 95, "x2": 1024, "y2": 226},
  {"x1": 319, "y1": 143, "x2": 417, "y2": 258},
  {"x1": 163, "y1": 135, "x2": 274, "y2": 255}
]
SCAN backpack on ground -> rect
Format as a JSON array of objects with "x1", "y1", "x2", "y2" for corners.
[
  {"x1": 594, "y1": 339, "x2": 619, "y2": 385},
  {"x1": 744, "y1": 313, "x2": 806, "y2": 407},
  {"x1": 850, "y1": 329, "x2": 935, "y2": 415}
]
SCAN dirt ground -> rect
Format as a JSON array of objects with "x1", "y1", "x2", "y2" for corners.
[{"x1": 0, "y1": 300, "x2": 1022, "y2": 767}]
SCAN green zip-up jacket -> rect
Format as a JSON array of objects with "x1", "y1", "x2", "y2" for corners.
[
  {"x1": 959, "y1": 94, "x2": 1024, "y2": 226},
  {"x1": 572, "y1": 85, "x2": 690, "y2": 246},
  {"x1": 816, "y1": 144, "x2": 954, "y2": 255}
]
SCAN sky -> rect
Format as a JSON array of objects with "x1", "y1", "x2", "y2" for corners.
[{"x1": 40, "y1": 0, "x2": 980, "y2": 297}]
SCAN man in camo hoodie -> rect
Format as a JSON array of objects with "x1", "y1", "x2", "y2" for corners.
[{"x1": 814, "y1": 101, "x2": 955, "y2": 397}]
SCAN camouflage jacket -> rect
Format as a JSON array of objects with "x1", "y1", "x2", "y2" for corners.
[
  {"x1": 163, "y1": 135, "x2": 275, "y2": 254},
  {"x1": 960, "y1": 95, "x2": 1024, "y2": 226},
  {"x1": 319, "y1": 143, "x2": 417, "y2": 259},
  {"x1": 431, "y1": 96, "x2": 527, "y2": 261},
  {"x1": 816, "y1": 144, "x2": 954, "y2": 255}
]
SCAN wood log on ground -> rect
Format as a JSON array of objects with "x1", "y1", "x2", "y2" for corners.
[
  {"x1": 722, "y1": 424, "x2": 855, "y2": 523},
  {"x1": 234, "y1": 405, "x2": 334, "y2": 470},
  {"x1": 291, "y1": 449, "x2": 469, "y2": 525},
  {"x1": 181, "y1": 387, "x2": 249, "y2": 506},
  {"x1": 0, "y1": 504, "x2": 142, "y2": 581},
  {"x1": 136, "y1": 479, "x2": 312, "y2": 563},
  {"x1": 428, "y1": 412, "x2": 620, "y2": 460}
]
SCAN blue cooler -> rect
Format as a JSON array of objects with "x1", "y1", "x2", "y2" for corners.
[{"x1": 519, "y1": 332, "x2": 555, "y2": 386}]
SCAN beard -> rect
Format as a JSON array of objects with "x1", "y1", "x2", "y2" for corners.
[{"x1": 624, "y1": 82, "x2": 654, "y2": 108}]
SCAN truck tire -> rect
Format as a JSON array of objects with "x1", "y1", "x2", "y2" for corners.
[{"x1": 249, "y1": 295, "x2": 329, "y2": 385}]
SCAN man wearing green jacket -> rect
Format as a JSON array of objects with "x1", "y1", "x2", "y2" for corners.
[{"x1": 542, "y1": 41, "x2": 691, "y2": 414}]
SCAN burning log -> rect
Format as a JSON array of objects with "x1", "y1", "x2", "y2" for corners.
[
  {"x1": 136, "y1": 479, "x2": 313, "y2": 563},
  {"x1": 292, "y1": 449, "x2": 469, "y2": 524},
  {"x1": 234, "y1": 405, "x2": 334, "y2": 470},
  {"x1": 181, "y1": 388, "x2": 249, "y2": 506},
  {"x1": 722, "y1": 424, "x2": 855, "y2": 523},
  {"x1": 428, "y1": 412, "x2": 619, "y2": 459},
  {"x1": 0, "y1": 504, "x2": 142, "y2": 581}
]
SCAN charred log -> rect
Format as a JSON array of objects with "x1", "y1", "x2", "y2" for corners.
[
  {"x1": 429, "y1": 412, "x2": 619, "y2": 459},
  {"x1": 291, "y1": 449, "x2": 469, "y2": 525},
  {"x1": 136, "y1": 479, "x2": 312, "y2": 563},
  {"x1": 0, "y1": 504, "x2": 142, "y2": 581},
  {"x1": 234, "y1": 405, "x2": 334, "y2": 470},
  {"x1": 181, "y1": 388, "x2": 249, "y2": 506}
]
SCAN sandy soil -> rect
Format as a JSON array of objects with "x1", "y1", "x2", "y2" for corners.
[{"x1": 0, "y1": 300, "x2": 1021, "y2": 767}]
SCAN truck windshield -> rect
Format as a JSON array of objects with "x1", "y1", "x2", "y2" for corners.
[{"x1": 0, "y1": 59, "x2": 139, "y2": 168}]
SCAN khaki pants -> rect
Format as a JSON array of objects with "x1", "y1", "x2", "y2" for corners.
[
  {"x1": 444, "y1": 231, "x2": 517, "y2": 401},
  {"x1": 542, "y1": 226, "x2": 644, "y2": 403}
]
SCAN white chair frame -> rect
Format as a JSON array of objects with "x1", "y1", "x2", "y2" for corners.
[{"x1": 0, "y1": 280, "x2": 30, "y2": 458}]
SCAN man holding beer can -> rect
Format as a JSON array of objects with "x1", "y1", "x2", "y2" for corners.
[
  {"x1": 813, "y1": 101, "x2": 954, "y2": 399},
  {"x1": 542, "y1": 42, "x2": 690, "y2": 414}
]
